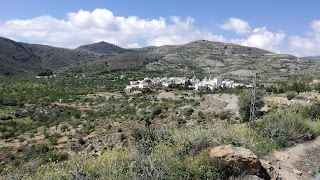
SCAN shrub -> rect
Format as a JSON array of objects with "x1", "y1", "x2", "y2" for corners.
[
  {"x1": 217, "y1": 110, "x2": 232, "y2": 120},
  {"x1": 78, "y1": 138, "x2": 86, "y2": 145},
  {"x1": 184, "y1": 108, "x2": 194, "y2": 116},
  {"x1": 131, "y1": 128, "x2": 171, "y2": 155},
  {"x1": 258, "y1": 112, "x2": 314, "y2": 148},
  {"x1": 40, "y1": 151, "x2": 68, "y2": 164},
  {"x1": 35, "y1": 144, "x2": 50, "y2": 154},
  {"x1": 48, "y1": 133, "x2": 62, "y2": 146},
  {"x1": 152, "y1": 106, "x2": 162, "y2": 116},
  {"x1": 301, "y1": 101, "x2": 320, "y2": 120},
  {"x1": 176, "y1": 117, "x2": 186, "y2": 126},
  {"x1": 286, "y1": 91, "x2": 298, "y2": 100}
]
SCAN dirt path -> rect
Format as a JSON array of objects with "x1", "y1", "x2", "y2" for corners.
[{"x1": 264, "y1": 137, "x2": 320, "y2": 180}]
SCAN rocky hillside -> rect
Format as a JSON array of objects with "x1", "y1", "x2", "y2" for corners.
[
  {"x1": 142, "y1": 40, "x2": 318, "y2": 82},
  {"x1": 0, "y1": 37, "x2": 134, "y2": 75},
  {"x1": 0, "y1": 37, "x2": 43, "y2": 75},
  {"x1": 1, "y1": 37, "x2": 319, "y2": 81},
  {"x1": 76, "y1": 41, "x2": 133, "y2": 55},
  {"x1": 301, "y1": 56, "x2": 320, "y2": 61}
]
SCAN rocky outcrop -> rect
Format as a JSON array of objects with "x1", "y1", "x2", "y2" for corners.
[
  {"x1": 210, "y1": 145, "x2": 280, "y2": 180},
  {"x1": 210, "y1": 145, "x2": 261, "y2": 174}
]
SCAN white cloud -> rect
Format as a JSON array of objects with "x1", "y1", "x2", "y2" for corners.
[
  {"x1": 232, "y1": 27, "x2": 285, "y2": 53},
  {"x1": 0, "y1": 8, "x2": 224, "y2": 48},
  {"x1": 219, "y1": 18, "x2": 285, "y2": 53},
  {"x1": 288, "y1": 20, "x2": 320, "y2": 56},
  {"x1": 147, "y1": 16, "x2": 225, "y2": 46},
  {"x1": 220, "y1": 17, "x2": 251, "y2": 34}
]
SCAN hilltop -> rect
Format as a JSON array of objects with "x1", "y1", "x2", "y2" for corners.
[{"x1": 76, "y1": 41, "x2": 133, "y2": 55}]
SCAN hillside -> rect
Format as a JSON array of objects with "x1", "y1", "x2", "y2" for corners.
[
  {"x1": 301, "y1": 56, "x2": 320, "y2": 61},
  {"x1": 76, "y1": 41, "x2": 133, "y2": 55},
  {"x1": 1, "y1": 37, "x2": 319, "y2": 83},
  {"x1": 0, "y1": 37, "x2": 134, "y2": 75},
  {"x1": 0, "y1": 37, "x2": 43, "y2": 75},
  {"x1": 141, "y1": 40, "x2": 317, "y2": 82}
]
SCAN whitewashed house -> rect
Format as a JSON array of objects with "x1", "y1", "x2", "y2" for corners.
[{"x1": 195, "y1": 76, "x2": 222, "y2": 91}]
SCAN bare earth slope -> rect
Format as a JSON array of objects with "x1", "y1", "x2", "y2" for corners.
[{"x1": 264, "y1": 137, "x2": 320, "y2": 180}]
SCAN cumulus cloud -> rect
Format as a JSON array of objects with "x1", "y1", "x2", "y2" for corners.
[
  {"x1": 233, "y1": 27, "x2": 285, "y2": 53},
  {"x1": 220, "y1": 18, "x2": 285, "y2": 53},
  {"x1": 288, "y1": 20, "x2": 320, "y2": 56},
  {"x1": 220, "y1": 17, "x2": 251, "y2": 34},
  {"x1": 0, "y1": 8, "x2": 224, "y2": 48}
]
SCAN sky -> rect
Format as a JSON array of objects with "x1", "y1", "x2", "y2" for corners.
[{"x1": 0, "y1": 0, "x2": 319, "y2": 56}]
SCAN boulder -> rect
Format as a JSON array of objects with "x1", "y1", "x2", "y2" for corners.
[
  {"x1": 210, "y1": 145, "x2": 261, "y2": 174},
  {"x1": 260, "y1": 160, "x2": 280, "y2": 180}
]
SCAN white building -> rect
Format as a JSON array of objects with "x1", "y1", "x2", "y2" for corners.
[{"x1": 195, "y1": 76, "x2": 222, "y2": 91}]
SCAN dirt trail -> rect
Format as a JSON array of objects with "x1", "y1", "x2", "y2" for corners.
[{"x1": 264, "y1": 137, "x2": 320, "y2": 180}]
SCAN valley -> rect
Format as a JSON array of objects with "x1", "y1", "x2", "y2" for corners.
[{"x1": 1, "y1": 37, "x2": 320, "y2": 179}]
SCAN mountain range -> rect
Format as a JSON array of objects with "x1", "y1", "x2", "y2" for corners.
[{"x1": 0, "y1": 36, "x2": 319, "y2": 82}]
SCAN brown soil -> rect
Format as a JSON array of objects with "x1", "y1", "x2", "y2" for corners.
[{"x1": 264, "y1": 137, "x2": 320, "y2": 180}]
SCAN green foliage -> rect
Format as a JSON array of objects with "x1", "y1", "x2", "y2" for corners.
[
  {"x1": 266, "y1": 81, "x2": 311, "y2": 94},
  {"x1": 286, "y1": 91, "x2": 298, "y2": 100},
  {"x1": 301, "y1": 101, "x2": 320, "y2": 120},
  {"x1": 184, "y1": 108, "x2": 194, "y2": 116},
  {"x1": 217, "y1": 110, "x2": 232, "y2": 120},
  {"x1": 40, "y1": 151, "x2": 69, "y2": 164},
  {"x1": 258, "y1": 112, "x2": 315, "y2": 148},
  {"x1": 131, "y1": 128, "x2": 171, "y2": 155},
  {"x1": 176, "y1": 117, "x2": 186, "y2": 127},
  {"x1": 238, "y1": 91, "x2": 264, "y2": 122},
  {"x1": 48, "y1": 133, "x2": 62, "y2": 146},
  {"x1": 152, "y1": 106, "x2": 163, "y2": 116}
]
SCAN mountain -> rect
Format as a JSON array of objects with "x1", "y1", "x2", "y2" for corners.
[
  {"x1": 0, "y1": 37, "x2": 42, "y2": 75},
  {"x1": 301, "y1": 56, "x2": 320, "y2": 61},
  {"x1": 1, "y1": 37, "x2": 318, "y2": 82},
  {"x1": 0, "y1": 37, "x2": 134, "y2": 75},
  {"x1": 138, "y1": 40, "x2": 315, "y2": 82},
  {"x1": 76, "y1": 41, "x2": 133, "y2": 55}
]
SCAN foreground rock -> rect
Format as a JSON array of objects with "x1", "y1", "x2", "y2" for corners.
[
  {"x1": 210, "y1": 145, "x2": 280, "y2": 179},
  {"x1": 210, "y1": 145, "x2": 261, "y2": 174}
]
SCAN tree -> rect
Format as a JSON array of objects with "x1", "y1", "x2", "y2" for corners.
[{"x1": 238, "y1": 91, "x2": 264, "y2": 122}]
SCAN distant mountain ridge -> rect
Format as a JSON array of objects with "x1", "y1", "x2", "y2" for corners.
[
  {"x1": 0, "y1": 37, "x2": 318, "y2": 82},
  {"x1": 301, "y1": 56, "x2": 320, "y2": 61},
  {"x1": 0, "y1": 37, "x2": 134, "y2": 75}
]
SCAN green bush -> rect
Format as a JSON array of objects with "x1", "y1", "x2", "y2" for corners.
[
  {"x1": 40, "y1": 151, "x2": 68, "y2": 164},
  {"x1": 301, "y1": 101, "x2": 320, "y2": 120},
  {"x1": 131, "y1": 128, "x2": 171, "y2": 155},
  {"x1": 152, "y1": 106, "x2": 163, "y2": 116},
  {"x1": 258, "y1": 112, "x2": 314, "y2": 148},
  {"x1": 238, "y1": 91, "x2": 264, "y2": 122},
  {"x1": 217, "y1": 110, "x2": 232, "y2": 120},
  {"x1": 286, "y1": 91, "x2": 298, "y2": 100},
  {"x1": 184, "y1": 108, "x2": 194, "y2": 116}
]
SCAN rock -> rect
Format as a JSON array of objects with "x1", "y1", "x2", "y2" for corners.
[
  {"x1": 260, "y1": 160, "x2": 280, "y2": 180},
  {"x1": 210, "y1": 145, "x2": 261, "y2": 174},
  {"x1": 293, "y1": 169, "x2": 302, "y2": 176}
]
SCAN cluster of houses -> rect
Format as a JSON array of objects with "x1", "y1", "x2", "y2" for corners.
[{"x1": 125, "y1": 76, "x2": 249, "y2": 91}]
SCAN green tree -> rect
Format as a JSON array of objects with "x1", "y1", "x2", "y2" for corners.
[{"x1": 238, "y1": 91, "x2": 264, "y2": 122}]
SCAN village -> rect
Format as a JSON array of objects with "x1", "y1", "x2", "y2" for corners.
[{"x1": 125, "y1": 75, "x2": 251, "y2": 91}]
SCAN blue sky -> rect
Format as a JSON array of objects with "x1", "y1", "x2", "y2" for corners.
[{"x1": 0, "y1": 0, "x2": 320, "y2": 56}]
